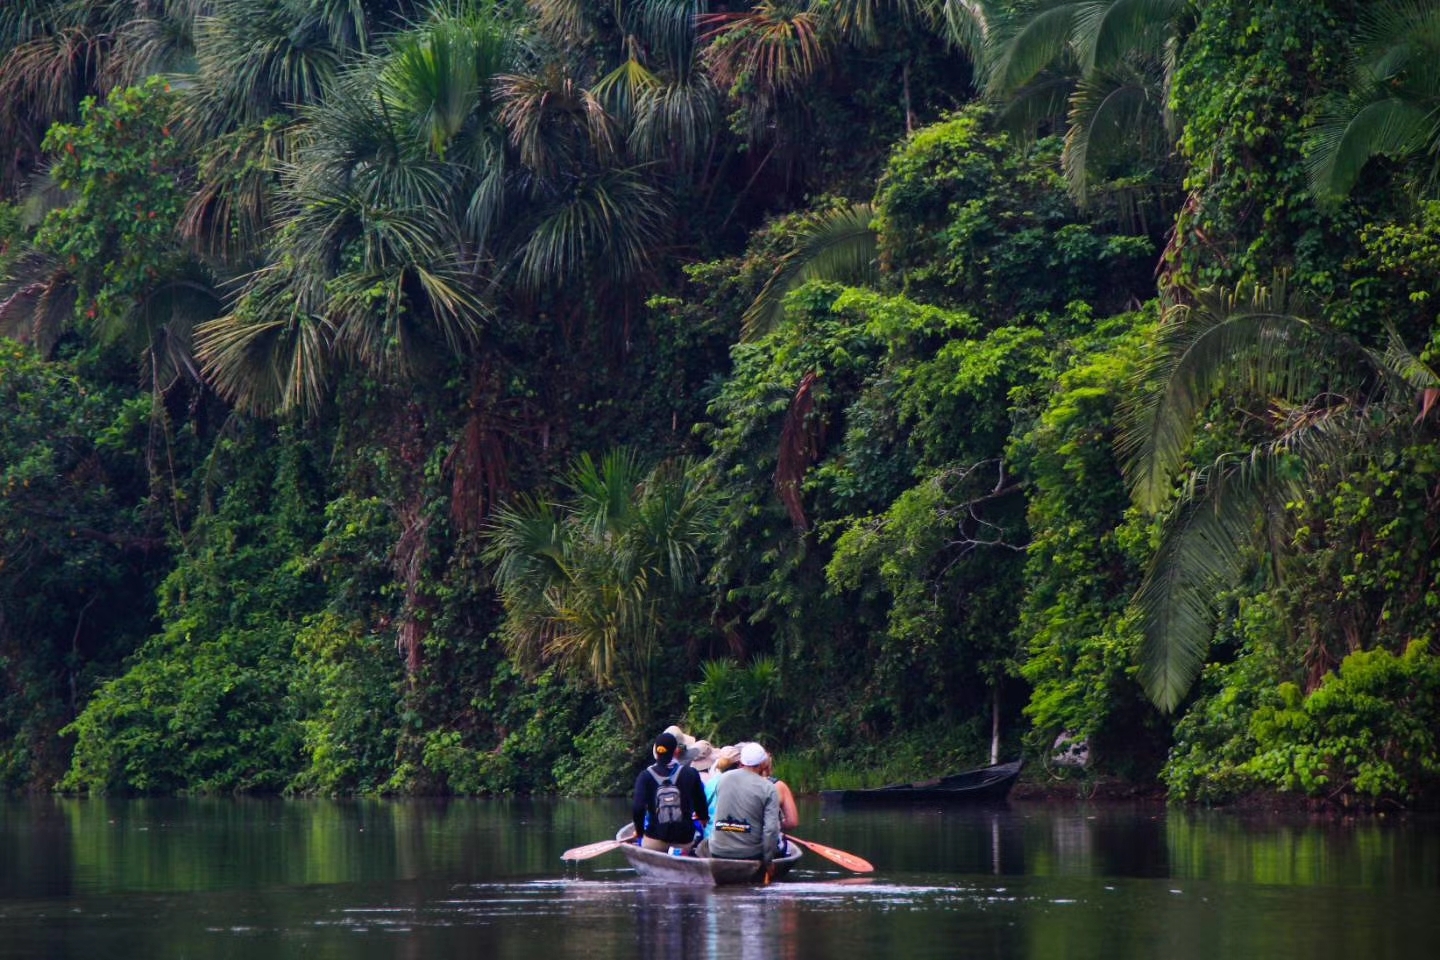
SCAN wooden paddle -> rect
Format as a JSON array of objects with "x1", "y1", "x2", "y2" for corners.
[
  {"x1": 560, "y1": 838, "x2": 628, "y2": 861},
  {"x1": 785, "y1": 835, "x2": 874, "y2": 873}
]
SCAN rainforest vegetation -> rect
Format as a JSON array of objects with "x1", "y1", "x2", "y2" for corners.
[{"x1": 4, "y1": 0, "x2": 1440, "y2": 807}]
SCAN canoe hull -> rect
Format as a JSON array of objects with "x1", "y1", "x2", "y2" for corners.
[
  {"x1": 613, "y1": 824, "x2": 802, "y2": 885},
  {"x1": 820, "y1": 760, "x2": 1023, "y2": 807}
]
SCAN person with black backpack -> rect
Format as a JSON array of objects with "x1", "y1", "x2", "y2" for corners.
[{"x1": 631, "y1": 731, "x2": 709, "y2": 853}]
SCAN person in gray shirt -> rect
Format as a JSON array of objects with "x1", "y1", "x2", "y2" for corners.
[{"x1": 708, "y1": 742, "x2": 781, "y2": 869}]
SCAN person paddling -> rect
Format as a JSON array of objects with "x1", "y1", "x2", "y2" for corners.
[{"x1": 631, "y1": 731, "x2": 708, "y2": 853}]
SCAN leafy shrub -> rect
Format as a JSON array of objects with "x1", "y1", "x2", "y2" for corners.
[
  {"x1": 686, "y1": 657, "x2": 782, "y2": 746},
  {"x1": 553, "y1": 706, "x2": 631, "y2": 797},
  {"x1": 289, "y1": 613, "x2": 401, "y2": 796},
  {"x1": 60, "y1": 621, "x2": 305, "y2": 795},
  {"x1": 1242, "y1": 642, "x2": 1440, "y2": 804}
]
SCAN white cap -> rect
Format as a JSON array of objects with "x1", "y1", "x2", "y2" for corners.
[{"x1": 739, "y1": 742, "x2": 768, "y2": 768}]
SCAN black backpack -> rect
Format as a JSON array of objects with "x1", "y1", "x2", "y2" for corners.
[{"x1": 649, "y1": 765, "x2": 685, "y2": 829}]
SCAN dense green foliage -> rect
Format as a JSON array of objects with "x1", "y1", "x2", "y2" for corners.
[{"x1": 3, "y1": 0, "x2": 1440, "y2": 807}]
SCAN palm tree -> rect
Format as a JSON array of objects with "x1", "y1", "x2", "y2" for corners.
[
  {"x1": 483, "y1": 449, "x2": 723, "y2": 731},
  {"x1": 984, "y1": 0, "x2": 1190, "y2": 215},
  {"x1": 1308, "y1": 0, "x2": 1440, "y2": 203},
  {"x1": 192, "y1": 5, "x2": 512, "y2": 689},
  {"x1": 1117, "y1": 277, "x2": 1435, "y2": 711},
  {"x1": 174, "y1": 0, "x2": 395, "y2": 262},
  {"x1": 195, "y1": 4, "x2": 507, "y2": 416}
]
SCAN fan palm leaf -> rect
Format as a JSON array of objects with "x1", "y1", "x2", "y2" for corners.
[
  {"x1": 379, "y1": 9, "x2": 511, "y2": 157},
  {"x1": 0, "y1": 251, "x2": 75, "y2": 356},
  {"x1": 194, "y1": 262, "x2": 335, "y2": 415},
  {"x1": 565, "y1": 448, "x2": 645, "y2": 541},
  {"x1": 497, "y1": 67, "x2": 618, "y2": 175},
  {"x1": 515, "y1": 166, "x2": 669, "y2": 287},
  {"x1": 629, "y1": 70, "x2": 719, "y2": 166},
  {"x1": 700, "y1": 1, "x2": 830, "y2": 99},
  {"x1": 526, "y1": 0, "x2": 589, "y2": 44},
  {"x1": 180, "y1": 0, "x2": 348, "y2": 138},
  {"x1": 624, "y1": 0, "x2": 704, "y2": 74},
  {"x1": 592, "y1": 55, "x2": 662, "y2": 126},
  {"x1": 180, "y1": 119, "x2": 295, "y2": 261}
]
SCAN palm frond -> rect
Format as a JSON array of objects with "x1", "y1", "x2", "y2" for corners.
[
  {"x1": 1116, "y1": 278, "x2": 1372, "y2": 513},
  {"x1": 195, "y1": 266, "x2": 336, "y2": 416},
  {"x1": 134, "y1": 266, "x2": 224, "y2": 394},
  {"x1": 185, "y1": 0, "x2": 346, "y2": 134},
  {"x1": 1086, "y1": 0, "x2": 1187, "y2": 74},
  {"x1": 565, "y1": 448, "x2": 644, "y2": 540},
  {"x1": 629, "y1": 71, "x2": 718, "y2": 166},
  {"x1": 527, "y1": 0, "x2": 590, "y2": 44},
  {"x1": 1308, "y1": 98, "x2": 1434, "y2": 202},
  {"x1": 742, "y1": 202, "x2": 878, "y2": 341},
  {"x1": 1383, "y1": 325, "x2": 1440, "y2": 392},
  {"x1": 824, "y1": 0, "x2": 887, "y2": 44},
  {"x1": 700, "y1": 2, "x2": 831, "y2": 98},
  {"x1": 636, "y1": 456, "x2": 722, "y2": 585},
  {"x1": 1304, "y1": 0, "x2": 1440, "y2": 203},
  {"x1": 1133, "y1": 456, "x2": 1280, "y2": 712},
  {"x1": 992, "y1": 71, "x2": 1074, "y2": 138},
  {"x1": 379, "y1": 9, "x2": 512, "y2": 157},
  {"x1": 0, "y1": 252, "x2": 75, "y2": 356},
  {"x1": 1121, "y1": 277, "x2": 1433, "y2": 710},
  {"x1": 483, "y1": 493, "x2": 567, "y2": 595},
  {"x1": 626, "y1": 0, "x2": 703, "y2": 73},
  {"x1": 923, "y1": 0, "x2": 993, "y2": 63},
  {"x1": 497, "y1": 67, "x2": 618, "y2": 175},
  {"x1": 1062, "y1": 64, "x2": 1164, "y2": 206},
  {"x1": 592, "y1": 56, "x2": 662, "y2": 125},
  {"x1": 984, "y1": 1, "x2": 1082, "y2": 97},
  {"x1": 516, "y1": 166, "x2": 669, "y2": 287},
  {"x1": 180, "y1": 119, "x2": 295, "y2": 261}
]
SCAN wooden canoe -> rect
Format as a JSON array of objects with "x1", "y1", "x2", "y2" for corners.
[
  {"x1": 613, "y1": 824, "x2": 803, "y2": 885},
  {"x1": 819, "y1": 759, "x2": 1023, "y2": 806}
]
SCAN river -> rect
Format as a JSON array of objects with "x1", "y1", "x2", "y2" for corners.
[{"x1": 1, "y1": 796, "x2": 1437, "y2": 959}]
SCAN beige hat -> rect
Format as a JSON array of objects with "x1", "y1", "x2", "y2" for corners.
[
  {"x1": 714, "y1": 744, "x2": 742, "y2": 772},
  {"x1": 663, "y1": 724, "x2": 697, "y2": 759},
  {"x1": 688, "y1": 740, "x2": 716, "y2": 771}
]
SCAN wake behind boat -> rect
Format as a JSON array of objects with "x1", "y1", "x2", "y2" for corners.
[
  {"x1": 612, "y1": 823, "x2": 803, "y2": 885},
  {"x1": 819, "y1": 759, "x2": 1023, "y2": 806}
]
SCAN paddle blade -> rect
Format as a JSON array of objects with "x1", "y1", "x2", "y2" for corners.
[
  {"x1": 788, "y1": 835, "x2": 874, "y2": 873},
  {"x1": 561, "y1": 839, "x2": 625, "y2": 861}
]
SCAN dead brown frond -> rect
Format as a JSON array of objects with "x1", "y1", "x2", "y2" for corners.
[
  {"x1": 699, "y1": 2, "x2": 831, "y2": 99},
  {"x1": 774, "y1": 370, "x2": 822, "y2": 529},
  {"x1": 496, "y1": 67, "x2": 618, "y2": 176}
]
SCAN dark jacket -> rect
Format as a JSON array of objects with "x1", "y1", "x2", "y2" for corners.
[{"x1": 631, "y1": 761, "x2": 708, "y2": 844}]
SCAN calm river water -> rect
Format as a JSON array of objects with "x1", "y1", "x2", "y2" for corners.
[{"x1": 1, "y1": 795, "x2": 1437, "y2": 959}]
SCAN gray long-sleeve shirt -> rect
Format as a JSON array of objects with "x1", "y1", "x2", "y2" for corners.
[{"x1": 708, "y1": 768, "x2": 780, "y2": 863}]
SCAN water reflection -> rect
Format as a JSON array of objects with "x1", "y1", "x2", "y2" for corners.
[
  {"x1": 634, "y1": 885, "x2": 789, "y2": 960},
  {"x1": 1, "y1": 797, "x2": 1438, "y2": 960}
]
